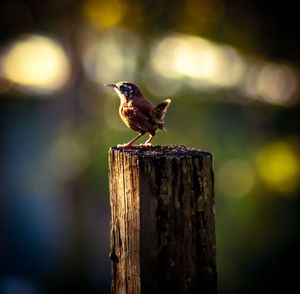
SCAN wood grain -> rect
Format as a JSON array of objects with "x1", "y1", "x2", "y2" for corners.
[{"x1": 109, "y1": 145, "x2": 217, "y2": 294}]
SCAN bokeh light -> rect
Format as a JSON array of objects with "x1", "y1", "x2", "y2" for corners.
[
  {"x1": 243, "y1": 62, "x2": 298, "y2": 105},
  {"x1": 3, "y1": 34, "x2": 70, "y2": 94},
  {"x1": 150, "y1": 33, "x2": 245, "y2": 88},
  {"x1": 83, "y1": 0, "x2": 127, "y2": 28},
  {"x1": 257, "y1": 64, "x2": 298, "y2": 104},
  {"x1": 217, "y1": 159, "x2": 255, "y2": 197},
  {"x1": 256, "y1": 141, "x2": 300, "y2": 194}
]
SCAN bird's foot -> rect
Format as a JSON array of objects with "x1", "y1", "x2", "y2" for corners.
[
  {"x1": 139, "y1": 142, "x2": 153, "y2": 147},
  {"x1": 117, "y1": 143, "x2": 139, "y2": 148}
]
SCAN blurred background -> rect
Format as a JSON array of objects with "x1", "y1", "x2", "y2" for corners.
[{"x1": 0, "y1": 0, "x2": 299, "y2": 293}]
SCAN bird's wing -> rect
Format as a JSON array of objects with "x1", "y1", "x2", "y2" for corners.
[
  {"x1": 132, "y1": 98, "x2": 154, "y2": 116},
  {"x1": 123, "y1": 106, "x2": 155, "y2": 132}
]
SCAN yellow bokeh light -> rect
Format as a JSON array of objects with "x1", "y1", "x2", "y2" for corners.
[
  {"x1": 83, "y1": 0, "x2": 127, "y2": 28},
  {"x1": 256, "y1": 141, "x2": 300, "y2": 194},
  {"x1": 150, "y1": 33, "x2": 245, "y2": 88},
  {"x1": 3, "y1": 35, "x2": 70, "y2": 93},
  {"x1": 175, "y1": 41, "x2": 217, "y2": 78},
  {"x1": 217, "y1": 159, "x2": 255, "y2": 197}
]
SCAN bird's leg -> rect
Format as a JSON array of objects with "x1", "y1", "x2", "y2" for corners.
[
  {"x1": 117, "y1": 132, "x2": 145, "y2": 147},
  {"x1": 140, "y1": 134, "x2": 154, "y2": 147}
]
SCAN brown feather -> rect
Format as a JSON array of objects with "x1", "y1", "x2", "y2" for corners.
[
  {"x1": 152, "y1": 99, "x2": 171, "y2": 121},
  {"x1": 120, "y1": 102, "x2": 155, "y2": 133},
  {"x1": 105, "y1": 81, "x2": 171, "y2": 146}
]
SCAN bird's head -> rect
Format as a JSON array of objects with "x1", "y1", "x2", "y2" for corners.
[{"x1": 104, "y1": 81, "x2": 142, "y2": 102}]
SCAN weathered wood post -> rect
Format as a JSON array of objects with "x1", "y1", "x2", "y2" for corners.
[{"x1": 108, "y1": 145, "x2": 216, "y2": 294}]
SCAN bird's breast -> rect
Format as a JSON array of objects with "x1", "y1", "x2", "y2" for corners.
[
  {"x1": 119, "y1": 100, "x2": 158, "y2": 133},
  {"x1": 119, "y1": 104, "x2": 139, "y2": 131}
]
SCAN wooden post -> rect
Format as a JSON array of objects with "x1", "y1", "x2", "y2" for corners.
[{"x1": 108, "y1": 145, "x2": 216, "y2": 294}]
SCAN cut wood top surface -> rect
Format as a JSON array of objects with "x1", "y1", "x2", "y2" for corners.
[{"x1": 110, "y1": 145, "x2": 212, "y2": 158}]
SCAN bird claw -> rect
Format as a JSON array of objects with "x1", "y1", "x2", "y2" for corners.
[
  {"x1": 117, "y1": 143, "x2": 139, "y2": 148},
  {"x1": 139, "y1": 143, "x2": 153, "y2": 147},
  {"x1": 117, "y1": 143, "x2": 131, "y2": 147}
]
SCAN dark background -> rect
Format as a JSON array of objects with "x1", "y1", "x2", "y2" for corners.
[{"x1": 1, "y1": 0, "x2": 299, "y2": 293}]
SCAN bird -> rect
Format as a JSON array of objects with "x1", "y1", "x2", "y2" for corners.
[{"x1": 104, "y1": 81, "x2": 171, "y2": 147}]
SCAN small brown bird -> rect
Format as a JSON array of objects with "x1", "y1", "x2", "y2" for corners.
[{"x1": 105, "y1": 81, "x2": 171, "y2": 147}]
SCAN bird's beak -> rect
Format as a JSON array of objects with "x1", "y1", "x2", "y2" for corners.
[{"x1": 104, "y1": 83, "x2": 117, "y2": 88}]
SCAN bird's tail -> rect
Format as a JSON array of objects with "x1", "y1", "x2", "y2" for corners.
[
  {"x1": 152, "y1": 99, "x2": 171, "y2": 130},
  {"x1": 153, "y1": 99, "x2": 171, "y2": 120}
]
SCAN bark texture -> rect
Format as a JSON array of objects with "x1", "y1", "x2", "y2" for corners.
[{"x1": 109, "y1": 145, "x2": 216, "y2": 294}]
